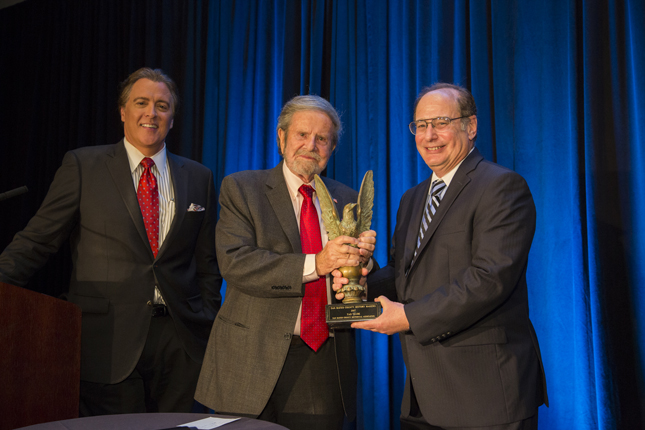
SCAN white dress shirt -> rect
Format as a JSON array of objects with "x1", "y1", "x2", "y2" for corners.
[{"x1": 123, "y1": 138, "x2": 175, "y2": 305}]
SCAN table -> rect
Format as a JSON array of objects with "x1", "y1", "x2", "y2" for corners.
[{"x1": 14, "y1": 413, "x2": 288, "y2": 430}]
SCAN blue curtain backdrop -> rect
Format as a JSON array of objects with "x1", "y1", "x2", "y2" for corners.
[{"x1": 1, "y1": 0, "x2": 644, "y2": 429}]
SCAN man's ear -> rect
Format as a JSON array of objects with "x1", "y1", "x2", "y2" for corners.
[
  {"x1": 277, "y1": 128, "x2": 286, "y2": 155},
  {"x1": 468, "y1": 115, "x2": 478, "y2": 141},
  {"x1": 120, "y1": 107, "x2": 125, "y2": 123}
]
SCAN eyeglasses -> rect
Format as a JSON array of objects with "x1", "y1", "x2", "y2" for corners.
[{"x1": 409, "y1": 116, "x2": 467, "y2": 135}]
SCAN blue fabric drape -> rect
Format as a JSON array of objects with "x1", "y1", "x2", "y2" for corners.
[{"x1": 1, "y1": 0, "x2": 645, "y2": 428}]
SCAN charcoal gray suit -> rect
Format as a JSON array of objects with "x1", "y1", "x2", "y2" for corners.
[
  {"x1": 195, "y1": 161, "x2": 357, "y2": 420},
  {"x1": 0, "y1": 140, "x2": 221, "y2": 385},
  {"x1": 369, "y1": 148, "x2": 548, "y2": 428}
]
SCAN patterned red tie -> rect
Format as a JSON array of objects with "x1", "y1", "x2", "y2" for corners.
[
  {"x1": 137, "y1": 158, "x2": 159, "y2": 257},
  {"x1": 298, "y1": 184, "x2": 329, "y2": 351}
]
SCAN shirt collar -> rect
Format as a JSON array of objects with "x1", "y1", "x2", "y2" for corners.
[
  {"x1": 123, "y1": 138, "x2": 167, "y2": 174},
  {"x1": 431, "y1": 146, "x2": 475, "y2": 187},
  {"x1": 282, "y1": 161, "x2": 317, "y2": 200}
]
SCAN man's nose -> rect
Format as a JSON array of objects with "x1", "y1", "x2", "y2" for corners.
[
  {"x1": 303, "y1": 135, "x2": 317, "y2": 151},
  {"x1": 422, "y1": 124, "x2": 438, "y2": 139},
  {"x1": 146, "y1": 105, "x2": 157, "y2": 117}
]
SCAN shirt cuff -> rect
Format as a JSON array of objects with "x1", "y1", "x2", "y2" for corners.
[
  {"x1": 302, "y1": 254, "x2": 318, "y2": 283},
  {"x1": 365, "y1": 257, "x2": 374, "y2": 272}
]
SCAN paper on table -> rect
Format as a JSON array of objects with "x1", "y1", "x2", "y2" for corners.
[{"x1": 179, "y1": 416, "x2": 241, "y2": 429}]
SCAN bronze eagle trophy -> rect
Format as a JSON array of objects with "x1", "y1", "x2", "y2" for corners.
[{"x1": 314, "y1": 170, "x2": 374, "y2": 304}]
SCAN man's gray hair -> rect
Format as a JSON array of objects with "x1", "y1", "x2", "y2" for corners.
[{"x1": 276, "y1": 95, "x2": 342, "y2": 155}]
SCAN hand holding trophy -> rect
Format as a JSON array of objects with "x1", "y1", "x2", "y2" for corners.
[{"x1": 314, "y1": 171, "x2": 382, "y2": 327}]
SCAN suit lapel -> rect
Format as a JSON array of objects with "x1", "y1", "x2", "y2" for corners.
[
  {"x1": 105, "y1": 140, "x2": 151, "y2": 255},
  {"x1": 402, "y1": 178, "x2": 432, "y2": 271},
  {"x1": 405, "y1": 149, "x2": 483, "y2": 278},
  {"x1": 157, "y1": 153, "x2": 186, "y2": 259},
  {"x1": 266, "y1": 162, "x2": 302, "y2": 253}
]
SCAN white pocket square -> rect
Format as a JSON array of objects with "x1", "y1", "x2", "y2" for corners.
[{"x1": 188, "y1": 203, "x2": 205, "y2": 212}]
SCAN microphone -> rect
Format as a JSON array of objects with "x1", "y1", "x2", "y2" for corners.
[{"x1": 0, "y1": 186, "x2": 29, "y2": 202}]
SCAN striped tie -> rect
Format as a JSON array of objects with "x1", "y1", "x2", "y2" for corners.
[{"x1": 409, "y1": 179, "x2": 446, "y2": 271}]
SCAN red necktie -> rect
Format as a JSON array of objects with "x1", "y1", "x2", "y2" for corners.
[
  {"x1": 137, "y1": 158, "x2": 159, "y2": 257},
  {"x1": 298, "y1": 184, "x2": 329, "y2": 351}
]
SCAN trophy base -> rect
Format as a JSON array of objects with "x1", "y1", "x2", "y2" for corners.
[{"x1": 326, "y1": 302, "x2": 382, "y2": 329}]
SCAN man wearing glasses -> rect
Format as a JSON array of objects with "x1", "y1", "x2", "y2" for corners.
[{"x1": 335, "y1": 83, "x2": 548, "y2": 430}]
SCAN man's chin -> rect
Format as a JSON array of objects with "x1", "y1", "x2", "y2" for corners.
[{"x1": 289, "y1": 161, "x2": 321, "y2": 179}]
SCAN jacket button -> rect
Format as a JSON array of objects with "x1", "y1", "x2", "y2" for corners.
[{"x1": 284, "y1": 333, "x2": 292, "y2": 340}]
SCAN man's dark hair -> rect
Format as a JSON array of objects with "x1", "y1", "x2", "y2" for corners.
[{"x1": 118, "y1": 67, "x2": 179, "y2": 115}]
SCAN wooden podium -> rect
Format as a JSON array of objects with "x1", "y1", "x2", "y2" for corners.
[{"x1": 0, "y1": 282, "x2": 81, "y2": 430}]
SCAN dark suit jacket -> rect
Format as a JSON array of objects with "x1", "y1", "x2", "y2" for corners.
[
  {"x1": 0, "y1": 140, "x2": 222, "y2": 384},
  {"x1": 369, "y1": 148, "x2": 548, "y2": 427},
  {"x1": 195, "y1": 161, "x2": 357, "y2": 420}
]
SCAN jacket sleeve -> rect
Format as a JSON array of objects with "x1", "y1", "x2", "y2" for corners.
[
  {"x1": 215, "y1": 174, "x2": 306, "y2": 298},
  {"x1": 194, "y1": 168, "x2": 223, "y2": 319},
  {"x1": 366, "y1": 242, "x2": 397, "y2": 302},
  {"x1": 0, "y1": 151, "x2": 81, "y2": 286}
]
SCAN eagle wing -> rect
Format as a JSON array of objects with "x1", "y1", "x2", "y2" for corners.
[
  {"x1": 314, "y1": 174, "x2": 341, "y2": 240},
  {"x1": 356, "y1": 170, "x2": 374, "y2": 235}
]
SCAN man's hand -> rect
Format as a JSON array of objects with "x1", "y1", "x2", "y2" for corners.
[
  {"x1": 357, "y1": 230, "x2": 376, "y2": 265},
  {"x1": 332, "y1": 267, "x2": 369, "y2": 301},
  {"x1": 351, "y1": 296, "x2": 410, "y2": 335},
  {"x1": 315, "y1": 235, "x2": 361, "y2": 276}
]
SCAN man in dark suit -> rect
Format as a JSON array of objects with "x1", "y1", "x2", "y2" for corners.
[
  {"x1": 335, "y1": 83, "x2": 547, "y2": 430},
  {"x1": 0, "y1": 68, "x2": 222, "y2": 416},
  {"x1": 195, "y1": 95, "x2": 376, "y2": 430}
]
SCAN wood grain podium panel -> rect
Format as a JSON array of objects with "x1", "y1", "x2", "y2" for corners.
[{"x1": 0, "y1": 282, "x2": 81, "y2": 430}]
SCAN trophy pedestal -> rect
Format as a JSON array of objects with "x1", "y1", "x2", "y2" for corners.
[{"x1": 326, "y1": 302, "x2": 382, "y2": 329}]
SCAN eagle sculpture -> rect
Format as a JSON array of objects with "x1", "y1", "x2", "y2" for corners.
[{"x1": 314, "y1": 170, "x2": 374, "y2": 242}]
